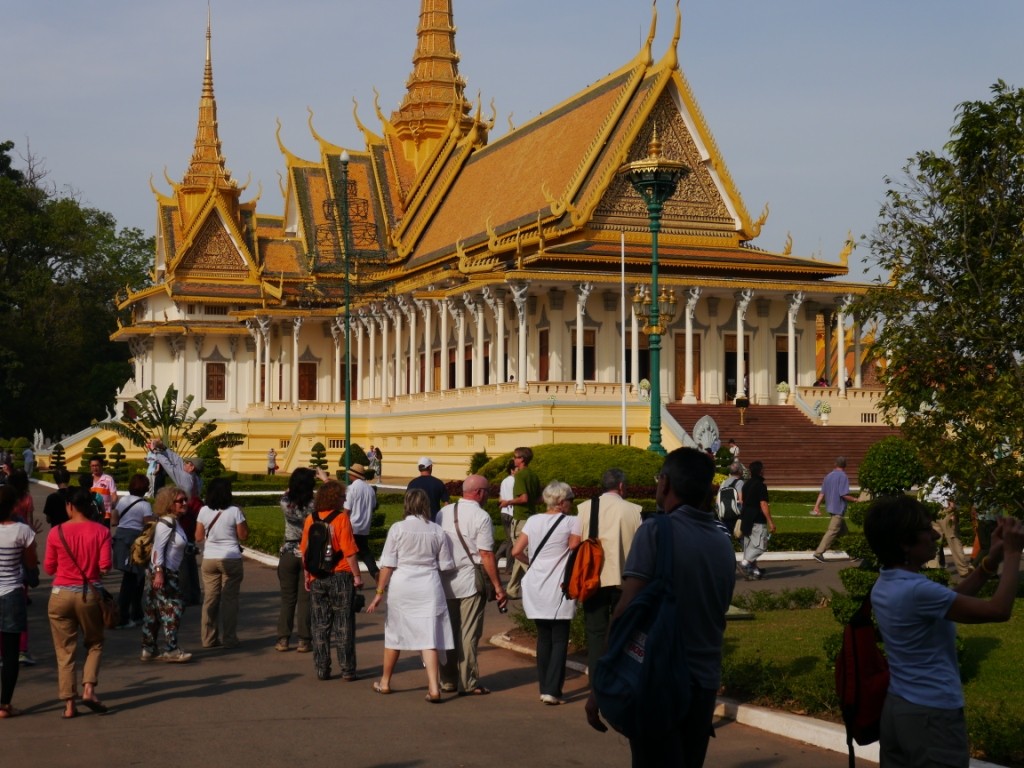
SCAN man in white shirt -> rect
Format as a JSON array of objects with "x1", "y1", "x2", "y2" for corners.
[
  {"x1": 344, "y1": 464, "x2": 379, "y2": 583},
  {"x1": 436, "y1": 474, "x2": 506, "y2": 695},
  {"x1": 575, "y1": 468, "x2": 643, "y2": 681}
]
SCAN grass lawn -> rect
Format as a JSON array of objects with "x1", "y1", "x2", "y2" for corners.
[{"x1": 723, "y1": 599, "x2": 1024, "y2": 765}]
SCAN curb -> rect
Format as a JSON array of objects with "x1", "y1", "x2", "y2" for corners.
[{"x1": 487, "y1": 633, "x2": 1003, "y2": 768}]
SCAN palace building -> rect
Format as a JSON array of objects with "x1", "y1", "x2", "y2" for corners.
[{"x1": 97, "y1": 1, "x2": 880, "y2": 478}]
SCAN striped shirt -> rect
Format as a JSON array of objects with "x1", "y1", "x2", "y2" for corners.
[{"x1": 0, "y1": 522, "x2": 35, "y2": 596}]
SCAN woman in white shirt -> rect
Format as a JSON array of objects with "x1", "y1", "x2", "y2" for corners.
[
  {"x1": 195, "y1": 478, "x2": 249, "y2": 649},
  {"x1": 511, "y1": 480, "x2": 581, "y2": 705},
  {"x1": 0, "y1": 485, "x2": 37, "y2": 717}
]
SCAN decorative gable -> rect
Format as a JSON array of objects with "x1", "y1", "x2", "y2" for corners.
[{"x1": 177, "y1": 215, "x2": 249, "y2": 277}]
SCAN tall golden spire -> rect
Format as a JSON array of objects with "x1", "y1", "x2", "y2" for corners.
[
  {"x1": 390, "y1": 0, "x2": 473, "y2": 141},
  {"x1": 181, "y1": 12, "x2": 235, "y2": 194}
]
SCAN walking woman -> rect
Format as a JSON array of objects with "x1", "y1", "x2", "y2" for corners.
[
  {"x1": 302, "y1": 480, "x2": 362, "y2": 680},
  {"x1": 44, "y1": 488, "x2": 113, "y2": 718},
  {"x1": 276, "y1": 468, "x2": 326, "y2": 653},
  {"x1": 865, "y1": 496, "x2": 1024, "y2": 767},
  {"x1": 141, "y1": 487, "x2": 192, "y2": 663},
  {"x1": 511, "y1": 480, "x2": 581, "y2": 705},
  {"x1": 111, "y1": 474, "x2": 154, "y2": 628},
  {"x1": 0, "y1": 486, "x2": 36, "y2": 717},
  {"x1": 195, "y1": 478, "x2": 248, "y2": 648},
  {"x1": 366, "y1": 488, "x2": 455, "y2": 701}
]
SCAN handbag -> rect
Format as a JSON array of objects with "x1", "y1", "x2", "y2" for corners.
[
  {"x1": 56, "y1": 525, "x2": 122, "y2": 629},
  {"x1": 452, "y1": 502, "x2": 498, "y2": 601}
]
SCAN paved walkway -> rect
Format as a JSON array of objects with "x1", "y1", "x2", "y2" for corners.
[{"x1": 6, "y1": 483, "x2": 885, "y2": 766}]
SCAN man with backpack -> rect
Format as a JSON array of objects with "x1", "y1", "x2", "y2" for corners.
[
  {"x1": 716, "y1": 462, "x2": 744, "y2": 538},
  {"x1": 575, "y1": 468, "x2": 642, "y2": 681},
  {"x1": 586, "y1": 447, "x2": 736, "y2": 767}
]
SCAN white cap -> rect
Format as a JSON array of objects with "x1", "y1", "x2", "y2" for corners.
[{"x1": 418, "y1": 457, "x2": 433, "y2": 468}]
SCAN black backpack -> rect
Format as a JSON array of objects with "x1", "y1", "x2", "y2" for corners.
[
  {"x1": 303, "y1": 509, "x2": 342, "y2": 577},
  {"x1": 716, "y1": 479, "x2": 740, "y2": 522}
]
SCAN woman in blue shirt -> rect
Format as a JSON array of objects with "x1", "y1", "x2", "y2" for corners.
[{"x1": 864, "y1": 496, "x2": 1024, "y2": 767}]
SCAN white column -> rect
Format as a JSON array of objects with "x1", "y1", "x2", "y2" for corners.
[
  {"x1": 683, "y1": 287, "x2": 700, "y2": 403},
  {"x1": 735, "y1": 290, "x2": 753, "y2": 399},
  {"x1": 193, "y1": 335, "x2": 205, "y2": 408},
  {"x1": 416, "y1": 299, "x2": 433, "y2": 394},
  {"x1": 364, "y1": 313, "x2": 377, "y2": 400},
  {"x1": 354, "y1": 315, "x2": 365, "y2": 401},
  {"x1": 291, "y1": 317, "x2": 302, "y2": 407},
  {"x1": 787, "y1": 292, "x2": 804, "y2": 401},
  {"x1": 262, "y1": 319, "x2": 272, "y2": 407},
  {"x1": 837, "y1": 296, "x2": 852, "y2": 399},
  {"x1": 439, "y1": 299, "x2": 450, "y2": 391},
  {"x1": 853, "y1": 318, "x2": 863, "y2": 389},
  {"x1": 449, "y1": 300, "x2": 466, "y2": 389},
  {"x1": 227, "y1": 337, "x2": 238, "y2": 413},
  {"x1": 574, "y1": 282, "x2": 593, "y2": 393},
  {"x1": 330, "y1": 318, "x2": 343, "y2": 403},
  {"x1": 402, "y1": 297, "x2": 417, "y2": 395},
  {"x1": 822, "y1": 310, "x2": 834, "y2": 385},
  {"x1": 378, "y1": 311, "x2": 390, "y2": 405},
  {"x1": 463, "y1": 292, "x2": 483, "y2": 386},
  {"x1": 483, "y1": 288, "x2": 506, "y2": 384},
  {"x1": 511, "y1": 283, "x2": 528, "y2": 393},
  {"x1": 245, "y1": 322, "x2": 262, "y2": 407}
]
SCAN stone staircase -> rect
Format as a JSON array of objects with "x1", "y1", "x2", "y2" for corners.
[{"x1": 666, "y1": 403, "x2": 899, "y2": 488}]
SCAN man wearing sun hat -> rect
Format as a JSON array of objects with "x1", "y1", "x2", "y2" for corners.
[
  {"x1": 406, "y1": 457, "x2": 450, "y2": 522},
  {"x1": 344, "y1": 463, "x2": 380, "y2": 583}
]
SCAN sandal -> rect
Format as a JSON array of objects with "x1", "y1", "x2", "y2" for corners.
[
  {"x1": 61, "y1": 702, "x2": 78, "y2": 720},
  {"x1": 425, "y1": 692, "x2": 442, "y2": 703},
  {"x1": 0, "y1": 705, "x2": 20, "y2": 718},
  {"x1": 458, "y1": 686, "x2": 491, "y2": 696},
  {"x1": 372, "y1": 682, "x2": 392, "y2": 695}
]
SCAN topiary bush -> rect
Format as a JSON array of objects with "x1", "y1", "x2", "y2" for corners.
[
  {"x1": 468, "y1": 449, "x2": 490, "y2": 475},
  {"x1": 310, "y1": 442, "x2": 329, "y2": 470},
  {"x1": 477, "y1": 443, "x2": 663, "y2": 491},
  {"x1": 858, "y1": 436, "x2": 926, "y2": 497},
  {"x1": 49, "y1": 443, "x2": 66, "y2": 472},
  {"x1": 109, "y1": 442, "x2": 130, "y2": 484},
  {"x1": 79, "y1": 437, "x2": 107, "y2": 473}
]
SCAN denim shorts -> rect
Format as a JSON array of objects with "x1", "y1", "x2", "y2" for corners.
[{"x1": 0, "y1": 588, "x2": 28, "y2": 633}]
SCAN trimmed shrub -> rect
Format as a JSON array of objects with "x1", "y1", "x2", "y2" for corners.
[
  {"x1": 468, "y1": 449, "x2": 490, "y2": 475},
  {"x1": 49, "y1": 443, "x2": 66, "y2": 472},
  {"x1": 310, "y1": 442, "x2": 328, "y2": 470},
  {"x1": 858, "y1": 436, "x2": 926, "y2": 497},
  {"x1": 477, "y1": 443, "x2": 663, "y2": 491}
]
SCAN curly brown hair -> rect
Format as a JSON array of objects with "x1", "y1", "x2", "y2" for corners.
[{"x1": 315, "y1": 480, "x2": 345, "y2": 513}]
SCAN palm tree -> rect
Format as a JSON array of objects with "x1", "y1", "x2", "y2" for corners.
[{"x1": 95, "y1": 384, "x2": 243, "y2": 453}]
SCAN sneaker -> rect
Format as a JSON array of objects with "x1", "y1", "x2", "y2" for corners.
[
  {"x1": 18, "y1": 652, "x2": 36, "y2": 666},
  {"x1": 275, "y1": 638, "x2": 290, "y2": 652},
  {"x1": 140, "y1": 649, "x2": 157, "y2": 663},
  {"x1": 296, "y1": 640, "x2": 312, "y2": 653},
  {"x1": 540, "y1": 694, "x2": 564, "y2": 705},
  {"x1": 812, "y1": 553, "x2": 826, "y2": 564},
  {"x1": 159, "y1": 648, "x2": 193, "y2": 663},
  {"x1": 751, "y1": 567, "x2": 763, "y2": 580},
  {"x1": 316, "y1": 668, "x2": 331, "y2": 681}
]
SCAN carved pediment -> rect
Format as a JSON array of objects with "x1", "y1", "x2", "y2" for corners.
[{"x1": 178, "y1": 216, "x2": 248, "y2": 275}]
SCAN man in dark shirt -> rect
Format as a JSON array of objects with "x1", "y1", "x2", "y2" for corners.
[
  {"x1": 43, "y1": 467, "x2": 73, "y2": 526},
  {"x1": 406, "y1": 457, "x2": 450, "y2": 521}
]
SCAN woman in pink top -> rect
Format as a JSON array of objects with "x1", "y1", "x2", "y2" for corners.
[{"x1": 44, "y1": 488, "x2": 113, "y2": 719}]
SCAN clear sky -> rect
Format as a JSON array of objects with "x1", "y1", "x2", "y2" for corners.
[{"x1": 4, "y1": 0, "x2": 1023, "y2": 282}]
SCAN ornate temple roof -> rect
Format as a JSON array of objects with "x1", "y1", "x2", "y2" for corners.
[{"x1": 115, "y1": 0, "x2": 864, "y2": 338}]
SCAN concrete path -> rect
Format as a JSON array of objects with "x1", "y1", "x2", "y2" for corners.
[{"x1": 6, "y1": 482, "x2": 870, "y2": 767}]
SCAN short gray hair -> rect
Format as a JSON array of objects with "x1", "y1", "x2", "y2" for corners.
[
  {"x1": 729, "y1": 462, "x2": 743, "y2": 477},
  {"x1": 542, "y1": 480, "x2": 573, "y2": 509},
  {"x1": 602, "y1": 468, "x2": 626, "y2": 490}
]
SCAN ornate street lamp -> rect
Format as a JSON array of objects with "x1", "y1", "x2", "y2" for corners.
[
  {"x1": 339, "y1": 151, "x2": 353, "y2": 474},
  {"x1": 619, "y1": 128, "x2": 689, "y2": 455}
]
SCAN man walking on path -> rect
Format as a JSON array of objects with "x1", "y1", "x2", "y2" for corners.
[
  {"x1": 811, "y1": 457, "x2": 857, "y2": 562},
  {"x1": 406, "y1": 457, "x2": 449, "y2": 521},
  {"x1": 575, "y1": 468, "x2": 642, "y2": 681},
  {"x1": 587, "y1": 447, "x2": 736, "y2": 766},
  {"x1": 502, "y1": 447, "x2": 541, "y2": 599},
  {"x1": 344, "y1": 464, "x2": 380, "y2": 582},
  {"x1": 436, "y1": 475, "x2": 506, "y2": 695}
]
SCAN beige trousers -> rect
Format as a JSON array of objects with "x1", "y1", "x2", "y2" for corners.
[{"x1": 47, "y1": 587, "x2": 104, "y2": 701}]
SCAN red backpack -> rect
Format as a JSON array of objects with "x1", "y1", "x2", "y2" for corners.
[
  {"x1": 835, "y1": 589, "x2": 890, "y2": 768},
  {"x1": 563, "y1": 497, "x2": 604, "y2": 602}
]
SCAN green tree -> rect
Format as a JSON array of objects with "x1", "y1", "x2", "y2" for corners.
[
  {"x1": 0, "y1": 140, "x2": 153, "y2": 438},
  {"x1": 858, "y1": 82, "x2": 1024, "y2": 514},
  {"x1": 857, "y1": 436, "x2": 926, "y2": 498},
  {"x1": 96, "y1": 384, "x2": 243, "y2": 453}
]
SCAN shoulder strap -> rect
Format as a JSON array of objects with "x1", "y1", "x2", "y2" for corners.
[
  {"x1": 531, "y1": 514, "x2": 566, "y2": 564},
  {"x1": 120, "y1": 498, "x2": 144, "y2": 518},
  {"x1": 57, "y1": 524, "x2": 90, "y2": 591},
  {"x1": 451, "y1": 502, "x2": 476, "y2": 563},
  {"x1": 587, "y1": 496, "x2": 600, "y2": 542}
]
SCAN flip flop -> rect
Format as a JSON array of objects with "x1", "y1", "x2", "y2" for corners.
[
  {"x1": 82, "y1": 698, "x2": 110, "y2": 714},
  {"x1": 61, "y1": 704, "x2": 78, "y2": 720},
  {"x1": 372, "y1": 682, "x2": 392, "y2": 695},
  {"x1": 458, "y1": 686, "x2": 491, "y2": 696}
]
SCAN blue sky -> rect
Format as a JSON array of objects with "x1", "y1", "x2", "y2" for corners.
[{"x1": 4, "y1": 0, "x2": 1023, "y2": 282}]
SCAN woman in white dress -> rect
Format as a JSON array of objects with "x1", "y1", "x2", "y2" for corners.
[
  {"x1": 367, "y1": 489, "x2": 455, "y2": 701},
  {"x1": 511, "y1": 480, "x2": 582, "y2": 705}
]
